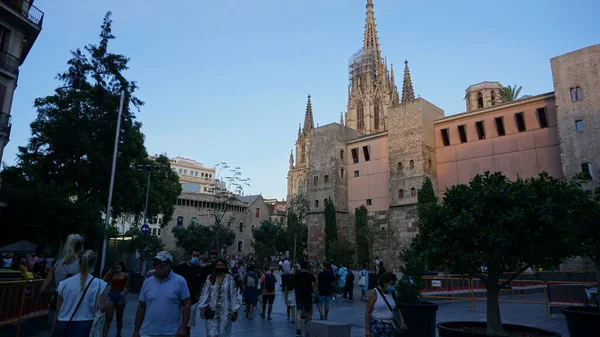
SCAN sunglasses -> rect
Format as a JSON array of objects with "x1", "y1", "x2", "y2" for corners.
[{"x1": 152, "y1": 259, "x2": 170, "y2": 267}]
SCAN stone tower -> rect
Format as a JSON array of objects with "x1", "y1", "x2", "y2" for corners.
[
  {"x1": 287, "y1": 95, "x2": 314, "y2": 201},
  {"x1": 551, "y1": 44, "x2": 600, "y2": 190},
  {"x1": 465, "y1": 81, "x2": 502, "y2": 112},
  {"x1": 346, "y1": 0, "x2": 399, "y2": 134}
]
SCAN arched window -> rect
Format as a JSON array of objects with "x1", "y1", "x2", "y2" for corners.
[
  {"x1": 490, "y1": 90, "x2": 496, "y2": 105},
  {"x1": 301, "y1": 145, "x2": 306, "y2": 163},
  {"x1": 409, "y1": 160, "x2": 414, "y2": 169},
  {"x1": 399, "y1": 189, "x2": 404, "y2": 198},
  {"x1": 357, "y1": 101, "x2": 365, "y2": 131},
  {"x1": 398, "y1": 162, "x2": 403, "y2": 171},
  {"x1": 410, "y1": 187, "x2": 416, "y2": 197},
  {"x1": 374, "y1": 97, "x2": 381, "y2": 130},
  {"x1": 477, "y1": 92, "x2": 484, "y2": 109},
  {"x1": 324, "y1": 175, "x2": 329, "y2": 184}
]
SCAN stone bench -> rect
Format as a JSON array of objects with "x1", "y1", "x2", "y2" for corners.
[{"x1": 306, "y1": 320, "x2": 351, "y2": 337}]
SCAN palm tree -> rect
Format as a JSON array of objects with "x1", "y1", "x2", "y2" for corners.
[{"x1": 498, "y1": 85, "x2": 523, "y2": 102}]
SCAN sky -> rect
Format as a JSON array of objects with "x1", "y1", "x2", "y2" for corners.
[{"x1": 5, "y1": 0, "x2": 599, "y2": 199}]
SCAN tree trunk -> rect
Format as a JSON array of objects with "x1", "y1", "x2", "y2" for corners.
[
  {"x1": 486, "y1": 275, "x2": 506, "y2": 335},
  {"x1": 595, "y1": 260, "x2": 600, "y2": 306}
]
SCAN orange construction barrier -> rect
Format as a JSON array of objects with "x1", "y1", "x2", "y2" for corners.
[
  {"x1": 0, "y1": 279, "x2": 48, "y2": 336},
  {"x1": 420, "y1": 277, "x2": 473, "y2": 309}
]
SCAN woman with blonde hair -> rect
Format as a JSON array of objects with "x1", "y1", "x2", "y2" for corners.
[
  {"x1": 52, "y1": 250, "x2": 107, "y2": 336},
  {"x1": 41, "y1": 234, "x2": 85, "y2": 325}
]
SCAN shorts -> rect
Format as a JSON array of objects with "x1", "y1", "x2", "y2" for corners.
[
  {"x1": 317, "y1": 295, "x2": 330, "y2": 306},
  {"x1": 285, "y1": 293, "x2": 296, "y2": 307},
  {"x1": 296, "y1": 297, "x2": 313, "y2": 313},
  {"x1": 262, "y1": 294, "x2": 275, "y2": 304},
  {"x1": 107, "y1": 291, "x2": 127, "y2": 304}
]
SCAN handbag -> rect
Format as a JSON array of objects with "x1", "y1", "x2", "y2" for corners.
[
  {"x1": 52, "y1": 277, "x2": 95, "y2": 337},
  {"x1": 89, "y1": 279, "x2": 105, "y2": 337},
  {"x1": 375, "y1": 287, "x2": 404, "y2": 335},
  {"x1": 358, "y1": 271, "x2": 366, "y2": 287}
]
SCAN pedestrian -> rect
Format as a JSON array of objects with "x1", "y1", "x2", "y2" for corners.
[
  {"x1": 284, "y1": 274, "x2": 296, "y2": 324},
  {"x1": 293, "y1": 261, "x2": 317, "y2": 337},
  {"x1": 41, "y1": 234, "x2": 84, "y2": 327},
  {"x1": 174, "y1": 248, "x2": 203, "y2": 336},
  {"x1": 51, "y1": 250, "x2": 107, "y2": 337},
  {"x1": 316, "y1": 263, "x2": 336, "y2": 320},
  {"x1": 132, "y1": 251, "x2": 191, "y2": 337},
  {"x1": 344, "y1": 267, "x2": 355, "y2": 301},
  {"x1": 102, "y1": 260, "x2": 130, "y2": 337},
  {"x1": 358, "y1": 263, "x2": 370, "y2": 301},
  {"x1": 365, "y1": 272, "x2": 407, "y2": 337},
  {"x1": 259, "y1": 268, "x2": 277, "y2": 320},
  {"x1": 199, "y1": 258, "x2": 240, "y2": 337},
  {"x1": 242, "y1": 264, "x2": 258, "y2": 319}
]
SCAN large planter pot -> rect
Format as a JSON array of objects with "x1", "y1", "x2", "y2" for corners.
[
  {"x1": 563, "y1": 306, "x2": 600, "y2": 337},
  {"x1": 398, "y1": 301, "x2": 438, "y2": 337},
  {"x1": 438, "y1": 321, "x2": 561, "y2": 337}
]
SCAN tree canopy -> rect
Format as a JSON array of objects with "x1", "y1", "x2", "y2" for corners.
[
  {"x1": 413, "y1": 172, "x2": 587, "y2": 334},
  {"x1": 324, "y1": 197, "x2": 337, "y2": 258},
  {"x1": 354, "y1": 205, "x2": 375, "y2": 265},
  {"x1": 172, "y1": 222, "x2": 236, "y2": 254},
  {"x1": 497, "y1": 84, "x2": 523, "y2": 102},
  {"x1": 287, "y1": 194, "x2": 309, "y2": 264},
  {"x1": 0, "y1": 12, "x2": 181, "y2": 247},
  {"x1": 252, "y1": 220, "x2": 288, "y2": 268}
]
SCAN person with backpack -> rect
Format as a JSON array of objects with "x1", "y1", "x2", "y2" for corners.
[
  {"x1": 243, "y1": 264, "x2": 259, "y2": 319},
  {"x1": 259, "y1": 268, "x2": 277, "y2": 320}
]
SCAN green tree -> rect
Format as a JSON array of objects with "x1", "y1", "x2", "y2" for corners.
[
  {"x1": 328, "y1": 241, "x2": 356, "y2": 268},
  {"x1": 172, "y1": 223, "x2": 211, "y2": 254},
  {"x1": 576, "y1": 188, "x2": 600, "y2": 296},
  {"x1": 252, "y1": 220, "x2": 287, "y2": 267},
  {"x1": 497, "y1": 84, "x2": 523, "y2": 102},
  {"x1": 287, "y1": 194, "x2": 309, "y2": 264},
  {"x1": 200, "y1": 162, "x2": 249, "y2": 253},
  {"x1": 324, "y1": 197, "x2": 338, "y2": 257},
  {"x1": 414, "y1": 172, "x2": 585, "y2": 335},
  {"x1": 354, "y1": 205, "x2": 374, "y2": 264},
  {"x1": 128, "y1": 228, "x2": 164, "y2": 261},
  {"x1": 0, "y1": 13, "x2": 180, "y2": 249}
]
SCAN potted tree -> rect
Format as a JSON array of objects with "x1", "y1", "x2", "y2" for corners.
[
  {"x1": 414, "y1": 172, "x2": 587, "y2": 336},
  {"x1": 396, "y1": 247, "x2": 438, "y2": 337},
  {"x1": 562, "y1": 187, "x2": 600, "y2": 337}
]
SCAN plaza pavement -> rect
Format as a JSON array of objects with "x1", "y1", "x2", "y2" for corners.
[{"x1": 32, "y1": 273, "x2": 569, "y2": 337}]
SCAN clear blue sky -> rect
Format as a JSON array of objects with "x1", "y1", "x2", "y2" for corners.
[{"x1": 5, "y1": 0, "x2": 599, "y2": 199}]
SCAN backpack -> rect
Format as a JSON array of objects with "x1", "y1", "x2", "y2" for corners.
[
  {"x1": 246, "y1": 272, "x2": 257, "y2": 288},
  {"x1": 264, "y1": 273, "x2": 276, "y2": 292},
  {"x1": 346, "y1": 270, "x2": 355, "y2": 282}
]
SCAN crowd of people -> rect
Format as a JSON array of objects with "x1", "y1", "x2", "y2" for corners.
[{"x1": 32, "y1": 233, "x2": 406, "y2": 337}]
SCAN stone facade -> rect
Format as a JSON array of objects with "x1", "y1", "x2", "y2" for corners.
[
  {"x1": 287, "y1": 96, "x2": 314, "y2": 201},
  {"x1": 306, "y1": 123, "x2": 362, "y2": 261},
  {"x1": 551, "y1": 44, "x2": 600, "y2": 190},
  {"x1": 162, "y1": 192, "x2": 269, "y2": 255}
]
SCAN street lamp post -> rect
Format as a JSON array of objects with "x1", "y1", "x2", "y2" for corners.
[
  {"x1": 100, "y1": 90, "x2": 125, "y2": 272},
  {"x1": 137, "y1": 164, "x2": 154, "y2": 228}
]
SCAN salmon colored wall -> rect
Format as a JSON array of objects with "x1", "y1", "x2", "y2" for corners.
[
  {"x1": 347, "y1": 135, "x2": 390, "y2": 212},
  {"x1": 435, "y1": 96, "x2": 563, "y2": 193}
]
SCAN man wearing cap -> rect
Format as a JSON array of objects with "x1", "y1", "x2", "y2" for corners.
[{"x1": 133, "y1": 251, "x2": 191, "y2": 337}]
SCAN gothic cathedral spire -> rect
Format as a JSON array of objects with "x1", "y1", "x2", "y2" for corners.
[
  {"x1": 346, "y1": 0, "x2": 399, "y2": 135},
  {"x1": 302, "y1": 95, "x2": 314, "y2": 135},
  {"x1": 401, "y1": 60, "x2": 415, "y2": 103},
  {"x1": 363, "y1": 0, "x2": 381, "y2": 61}
]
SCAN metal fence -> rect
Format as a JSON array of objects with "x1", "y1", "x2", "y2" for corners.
[{"x1": 0, "y1": 279, "x2": 48, "y2": 336}]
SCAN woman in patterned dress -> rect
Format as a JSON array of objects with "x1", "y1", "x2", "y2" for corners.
[{"x1": 199, "y1": 258, "x2": 240, "y2": 337}]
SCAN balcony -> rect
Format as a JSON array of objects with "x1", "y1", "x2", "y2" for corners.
[
  {"x1": 0, "y1": 51, "x2": 19, "y2": 76},
  {"x1": 0, "y1": 0, "x2": 44, "y2": 28},
  {"x1": 0, "y1": 112, "x2": 11, "y2": 139}
]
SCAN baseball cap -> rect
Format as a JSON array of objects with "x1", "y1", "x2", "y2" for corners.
[{"x1": 153, "y1": 251, "x2": 173, "y2": 263}]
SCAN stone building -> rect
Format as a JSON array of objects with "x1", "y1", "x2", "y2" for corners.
[
  {"x1": 161, "y1": 193, "x2": 270, "y2": 255},
  {"x1": 264, "y1": 198, "x2": 287, "y2": 227},
  {"x1": 286, "y1": 0, "x2": 600, "y2": 269}
]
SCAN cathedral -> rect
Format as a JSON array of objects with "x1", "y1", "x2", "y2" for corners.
[
  {"x1": 286, "y1": 0, "x2": 600, "y2": 269},
  {"x1": 286, "y1": 0, "x2": 427, "y2": 266}
]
